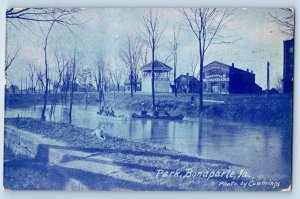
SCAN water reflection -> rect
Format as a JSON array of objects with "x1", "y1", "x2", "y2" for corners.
[{"x1": 5, "y1": 104, "x2": 291, "y2": 179}]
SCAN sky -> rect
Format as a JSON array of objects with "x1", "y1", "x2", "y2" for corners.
[{"x1": 5, "y1": 8, "x2": 294, "y2": 89}]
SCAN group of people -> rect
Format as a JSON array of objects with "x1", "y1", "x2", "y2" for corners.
[
  {"x1": 98, "y1": 106, "x2": 115, "y2": 117},
  {"x1": 141, "y1": 103, "x2": 170, "y2": 117}
]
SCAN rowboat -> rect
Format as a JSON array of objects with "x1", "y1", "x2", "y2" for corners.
[
  {"x1": 131, "y1": 113, "x2": 184, "y2": 120},
  {"x1": 97, "y1": 112, "x2": 128, "y2": 121}
]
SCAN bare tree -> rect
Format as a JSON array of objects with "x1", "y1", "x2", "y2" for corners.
[
  {"x1": 140, "y1": 8, "x2": 164, "y2": 109},
  {"x1": 111, "y1": 67, "x2": 123, "y2": 93},
  {"x1": 49, "y1": 51, "x2": 69, "y2": 120},
  {"x1": 190, "y1": 54, "x2": 199, "y2": 78},
  {"x1": 181, "y1": 8, "x2": 236, "y2": 112},
  {"x1": 33, "y1": 9, "x2": 80, "y2": 120},
  {"x1": 95, "y1": 53, "x2": 106, "y2": 107},
  {"x1": 68, "y1": 50, "x2": 81, "y2": 124},
  {"x1": 61, "y1": 62, "x2": 72, "y2": 105},
  {"x1": 120, "y1": 36, "x2": 143, "y2": 97},
  {"x1": 169, "y1": 25, "x2": 180, "y2": 97},
  {"x1": 27, "y1": 63, "x2": 37, "y2": 93},
  {"x1": 35, "y1": 70, "x2": 45, "y2": 93},
  {"x1": 39, "y1": 20, "x2": 55, "y2": 120},
  {"x1": 268, "y1": 8, "x2": 294, "y2": 37}
]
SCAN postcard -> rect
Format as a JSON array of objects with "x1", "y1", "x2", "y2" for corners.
[{"x1": 3, "y1": 8, "x2": 293, "y2": 191}]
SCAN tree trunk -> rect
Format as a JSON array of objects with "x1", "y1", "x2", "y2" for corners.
[
  {"x1": 130, "y1": 70, "x2": 133, "y2": 97},
  {"x1": 69, "y1": 67, "x2": 75, "y2": 124},
  {"x1": 199, "y1": 44, "x2": 204, "y2": 113},
  {"x1": 151, "y1": 45, "x2": 156, "y2": 109},
  {"x1": 69, "y1": 88, "x2": 73, "y2": 124},
  {"x1": 41, "y1": 46, "x2": 48, "y2": 121},
  {"x1": 174, "y1": 63, "x2": 177, "y2": 97}
]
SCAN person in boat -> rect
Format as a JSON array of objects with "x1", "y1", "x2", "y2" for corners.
[
  {"x1": 164, "y1": 108, "x2": 170, "y2": 117},
  {"x1": 99, "y1": 106, "x2": 105, "y2": 115},
  {"x1": 141, "y1": 103, "x2": 148, "y2": 116},
  {"x1": 154, "y1": 107, "x2": 159, "y2": 117},
  {"x1": 103, "y1": 107, "x2": 109, "y2": 116},
  {"x1": 110, "y1": 108, "x2": 115, "y2": 117}
]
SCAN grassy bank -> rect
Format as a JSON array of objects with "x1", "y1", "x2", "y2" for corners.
[
  {"x1": 5, "y1": 92, "x2": 293, "y2": 125},
  {"x1": 5, "y1": 117, "x2": 244, "y2": 191}
]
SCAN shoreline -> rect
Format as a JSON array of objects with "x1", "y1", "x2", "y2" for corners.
[
  {"x1": 5, "y1": 92, "x2": 293, "y2": 126},
  {"x1": 4, "y1": 117, "x2": 291, "y2": 191}
]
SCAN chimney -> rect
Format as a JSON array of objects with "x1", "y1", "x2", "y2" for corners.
[
  {"x1": 186, "y1": 73, "x2": 189, "y2": 76},
  {"x1": 232, "y1": 63, "x2": 234, "y2": 67},
  {"x1": 246, "y1": 68, "x2": 249, "y2": 72},
  {"x1": 251, "y1": 70, "x2": 253, "y2": 73}
]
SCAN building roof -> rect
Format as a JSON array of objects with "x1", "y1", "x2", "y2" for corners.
[
  {"x1": 176, "y1": 74, "x2": 199, "y2": 82},
  {"x1": 204, "y1": 61, "x2": 255, "y2": 75},
  {"x1": 141, "y1": 60, "x2": 172, "y2": 72},
  {"x1": 204, "y1": 61, "x2": 232, "y2": 70}
]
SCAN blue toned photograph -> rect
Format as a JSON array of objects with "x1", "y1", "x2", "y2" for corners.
[{"x1": 4, "y1": 8, "x2": 293, "y2": 191}]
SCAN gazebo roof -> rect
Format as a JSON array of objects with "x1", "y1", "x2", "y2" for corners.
[{"x1": 141, "y1": 60, "x2": 172, "y2": 72}]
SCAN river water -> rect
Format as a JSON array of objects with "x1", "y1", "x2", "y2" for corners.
[{"x1": 5, "y1": 104, "x2": 292, "y2": 180}]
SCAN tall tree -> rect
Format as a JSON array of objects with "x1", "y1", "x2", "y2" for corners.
[
  {"x1": 111, "y1": 67, "x2": 123, "y2": 93},
  {"x1": 120, "y1": 36, "x2": 142, "y2": 97},
  {"x1": 181, "y1": 8, "x2": 236, "y2": 112},
  {"x1": 49, "y1": 51, "x2": 69, "y2": 120},
  {"x1": 68, "y1": 50, "x2": 80, "y2": 124},
  {"x1": 95, "y1": 53, "x2": 106, "y2": 107},
  {"x1": 140, "y1": 8, "x2": 163, "y2": 109},
  {"x1": 190, "y1": 53, "x2": 199, "y2": 78},
  {"x1": 31, "y1": 9, "x2": 81, "y2": 120},
  {"x1": 27, "y1": 63, "x2": 37, "y2": 93},
  {"x1": 39, "y1": 20, "x2": 55, "y2": 120},
  {"x1": 169, "y1": 26, "x2": 180, "y2": 97}
]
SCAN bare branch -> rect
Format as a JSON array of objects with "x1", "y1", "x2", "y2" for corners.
[
  {"x1": 5, "y1": 47, "x2": 20, "y2": 71},
  {"x1": 267, "y1": 8, "x2": 294, "y2": 37}
]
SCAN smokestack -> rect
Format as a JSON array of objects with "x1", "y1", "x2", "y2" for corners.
[{"x1": 232, "y1": 63, "x2": 234, "y2": 67}]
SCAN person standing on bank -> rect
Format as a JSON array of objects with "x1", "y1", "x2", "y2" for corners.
[{"x1": 154, "y1": 107, "x2": 159, "y2": 117}]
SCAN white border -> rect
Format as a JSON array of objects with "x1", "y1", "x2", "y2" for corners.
[{"x1": 0, "y1": 0, "x2": 299, "y2": 199}]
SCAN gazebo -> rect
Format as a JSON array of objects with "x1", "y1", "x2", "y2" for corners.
[{"x1": 141, "y1": 60, "x2": 172, "y2": 93}]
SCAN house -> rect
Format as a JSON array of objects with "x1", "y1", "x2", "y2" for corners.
[
  {"x1": 141, "y1": 60, "x2": 172, "y2": 93},
  {"x1": 173, "y1": 73, "x2": 200, "y2": 93},
  {"x1": 203, "y1": 61, "x2": 262, "y2": 94},
  {"x1": 282, "y1": 38, "x2": 294, "y2": 93},
  {"x1": 124, "y1": 77, "x2": 142, "y2": 91}
]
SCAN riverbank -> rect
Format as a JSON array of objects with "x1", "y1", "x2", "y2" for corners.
[
  {"x1": 5, "y1": 92, "x2": 293, "y2": 125},
  {"x1": 4, "y1": 117, "x2": 290, "y2": 191}
]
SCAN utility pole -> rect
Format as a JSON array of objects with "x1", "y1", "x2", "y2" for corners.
[{"x1": 267, "y1": 61, "x2": 270, "y2": 97}]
